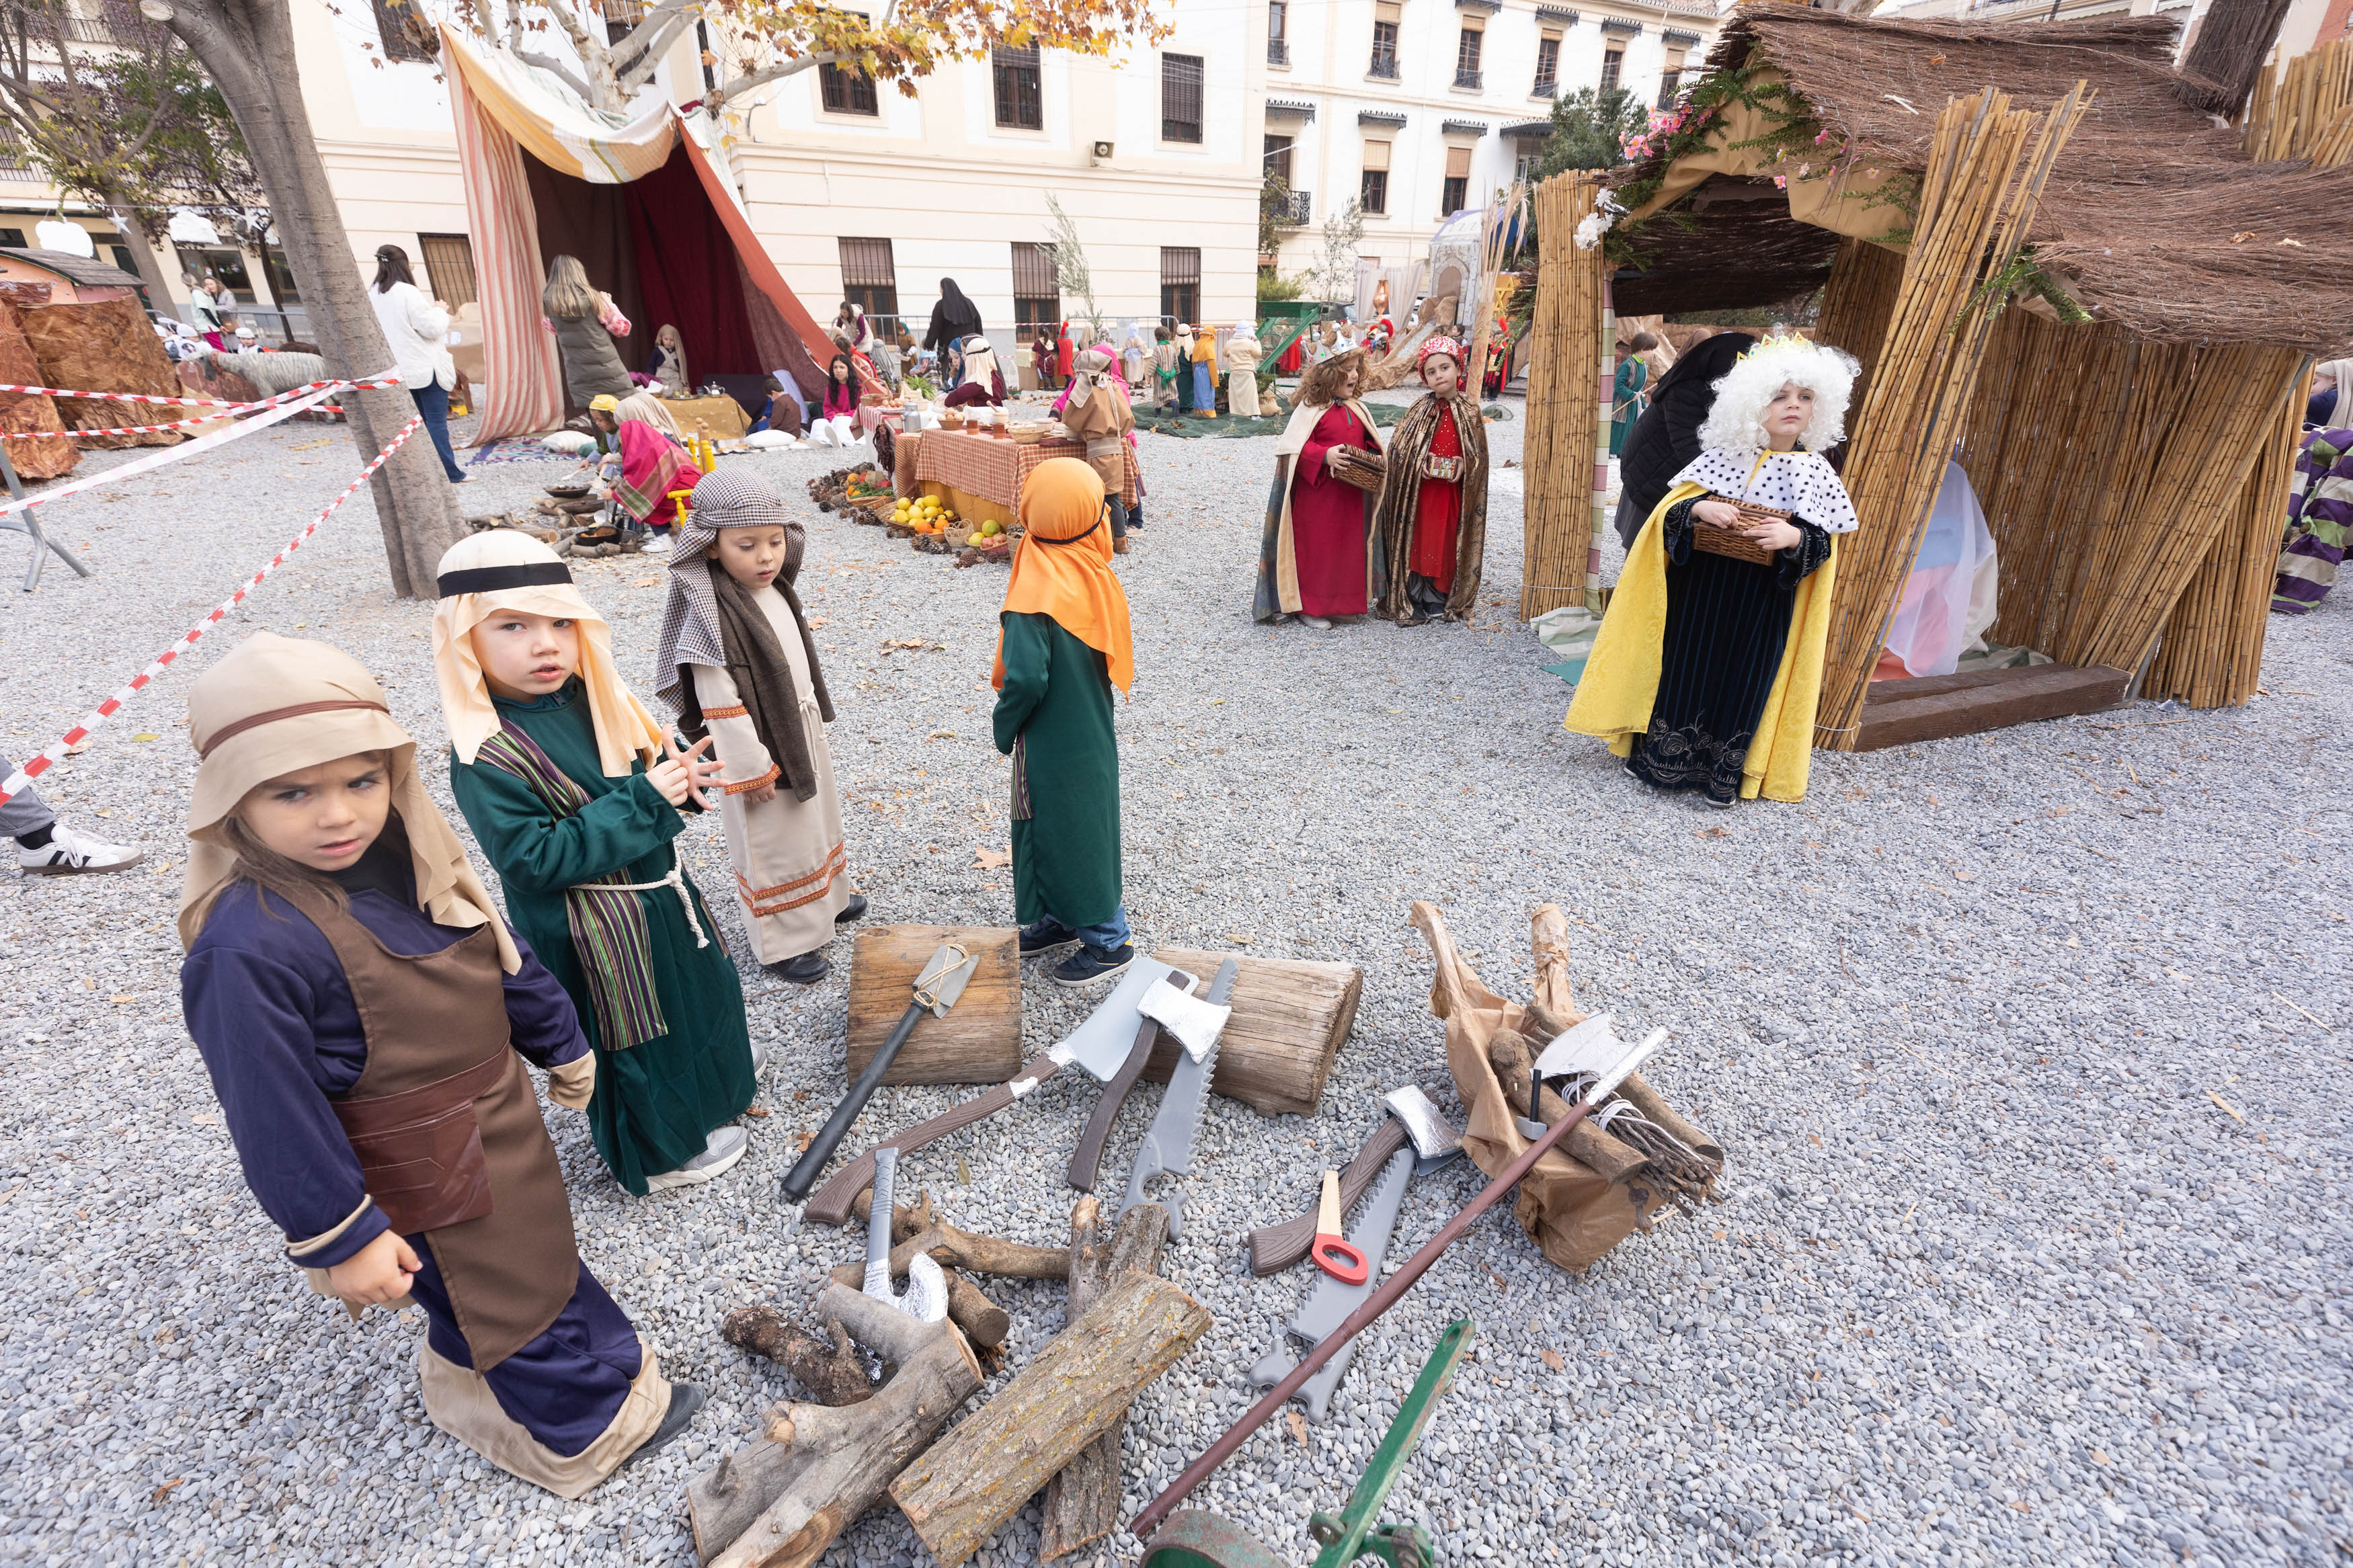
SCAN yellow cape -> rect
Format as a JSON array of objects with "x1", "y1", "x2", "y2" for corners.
[{"x1": 1562, "y1": 481, "x2": 1839, "y2": 802}]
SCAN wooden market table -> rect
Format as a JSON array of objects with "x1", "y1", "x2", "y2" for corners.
[
  {"x1": 892, "y1": 427, "x2": 1140, "y2": 528},
  {"x1": 657, "y1": 393, "x2": 750, "y2": 440}
]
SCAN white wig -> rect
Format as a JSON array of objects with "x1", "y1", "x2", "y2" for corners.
[{"x1": 1698, "y1": 337, "x2": 1861, "y2": 454}]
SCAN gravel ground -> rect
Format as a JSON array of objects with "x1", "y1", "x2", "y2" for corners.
[{"x1": 0, "y1": 399, "x2": 2346, "y2": 1568}]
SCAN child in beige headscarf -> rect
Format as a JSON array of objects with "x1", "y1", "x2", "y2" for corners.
[{"x1": 177, "y1": 631, "x2": 704, "y2": 1496}]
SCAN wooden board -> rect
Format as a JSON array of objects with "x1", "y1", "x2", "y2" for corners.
[
  {"x1": 1138, "y1": 949, "x2": 1361, "y2": 1118},
  {"x1": 846, "y1": 925, "x2": 1021, "y2": 1085},
  {"x1": 1855, "y1": 663, "x2": 2128, "y2": 751}
]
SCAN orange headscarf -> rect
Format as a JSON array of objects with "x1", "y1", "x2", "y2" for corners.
[{"x1": 992, "y1": 457, "x2": 1133, "y2": 696}]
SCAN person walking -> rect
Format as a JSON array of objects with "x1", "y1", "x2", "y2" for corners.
[
  {"x1": 4, "y1": 753, "x2": 141, "y2": 875},
  {"x1": 189, "y1": 277, "x2": 231, "y2": 351},
  {"x1": 368, "y1": 245, "x2": 469, "y2": 485},
  {"x1": 541, "y1": 255, "x2": 634, "y2": 411}
]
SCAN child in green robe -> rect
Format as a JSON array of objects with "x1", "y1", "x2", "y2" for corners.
[{"x1": 433, "y1": 530, "x2": 760, "y2": 1195}]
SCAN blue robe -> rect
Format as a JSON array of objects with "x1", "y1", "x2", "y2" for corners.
[{"x1": 181, "y1": 866, "x2": 642, "y2": 1460}]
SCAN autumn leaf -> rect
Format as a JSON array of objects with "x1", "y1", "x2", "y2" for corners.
[
  {"x1": 1540, "y1": 1348, "x2": 1565, "y2": 1372},
  {"x1": 1484, "y1": 1265, "x2": 1509, "y2": 1292},
  {"x1": 1287, "y1": 1411, "x2": 1308, "y2": 1445},
  {"x1": 743, "y1": 1104, "x2": 770, "y2": 1118},
  {"x1": 151, "y1": 1478, "x2": 184, "y2": 1503},
  {"x1": 974, "y1": 847, "x2": 1012, "y2": 870}
]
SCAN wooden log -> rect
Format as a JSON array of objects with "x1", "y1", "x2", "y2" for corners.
[
  {"x1": 1486, "y1": 1028, "x2": 1649, "y2": 1184},
  {"x1": 1040, "y1": 1199, "x2": 1170, "y2": 1560},
  {"x1": 692, "y1": 1284, "x2": 982, "y2": 1568},
  {"x1": 889, "y1": 1270, "x2": 1214, "y2": 1567},
  {"x1": 846, "y1": 925, "x2": 1021, "y2": 1085},
  {"x1": 1853, "y1": 663, "x2": 2128, "y2": 751},
  {"x1": 848, "y1": 1187, "x2": 1073, "y2": 1280},
  {"x1": 1138, "y1": 948, "x2": 1361, "y2": 1116},
  {"x1": 720, "y1": 1305, "x2": 873, "y2": 1405}
]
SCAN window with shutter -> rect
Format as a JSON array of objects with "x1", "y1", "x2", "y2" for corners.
[
  {"x1": 1370, "y1": 1, "x2": 1400, "y2": 77},
  {"x1": 1360, "y1": 139, "x2": 1390, "y2": 215},
  {"x1": 1162, "y1": 53, "x2": 1204, "y2": 143},
  {"x1": 821, "y1": 20, "x2": 880, "y2": 116},
  {"x1": 1657, "y1": 50, "x2": 1687, "y2": 108},
  {"x1": 1455, "y1": 19, "x2": 1483, "y2": 89},
  {"x1": 1600, "y1": 47, "x2": 1623, "y2": 93},
  {"x1": 418, "y1": 235, "x2": 477, "y2": 312},
  {"x1": 1160, "y1": 247, "x2": 1201, "y2": 327},
  {"x1": 838, "y1": 237, "x2": 899, "y2": 319},
  {"x1": 1533, "y1": 34, "x2": 1560, "y2": 96},
  {"x1": 993, "y1": 44, "x2": 1043, "y2": 129},
  {"x1": 1012, "y1": 242, "x2": 1059, "y2": 332},
  {"x1": 1441, "y1": 145, "x2": 1472, "y2": 215}
]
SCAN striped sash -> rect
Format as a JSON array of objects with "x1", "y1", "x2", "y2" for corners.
[{"x1": 474, "y1": 724, "x2": 668, "y2": 1050}]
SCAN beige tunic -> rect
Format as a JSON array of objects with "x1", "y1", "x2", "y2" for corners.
[{"x1": 690, "y1": 585, "x2": 852, "y2": 963}]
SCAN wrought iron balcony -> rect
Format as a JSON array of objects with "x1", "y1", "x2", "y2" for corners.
[
  {"x1": 1279, "y1": 190, "x2": 1313, "y2": 225},
  {"x1": 1455, "y1": 68, "x2": 1483, "y2": 90},
  {"x1": 1532, "y1": 76, "x2": 1557, "y2": 98},
  {"x1": 1268, "y1": 38, "x2": 1289, "y2": 65},
  {"x1": 1368, "y1": 47, "x2": 1399, "y2": 78}
]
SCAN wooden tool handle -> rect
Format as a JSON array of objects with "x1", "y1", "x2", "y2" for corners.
[
  {"x1": 803, "y1": 1055, "x2": 1062, "y2": 1226},
  {"x1": 1316, "y1": 1171, "x2": 1342, "y2": 1235},
  {"x1": 1065, "y1": 1019, "x2": 1160, "y2": 1192},
  {"x1": 1245, "y1": 1118, "x2": 1409, "y2": 1276}
]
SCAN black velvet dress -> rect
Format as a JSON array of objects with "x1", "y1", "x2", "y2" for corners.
[{"x1": 1627, "y1": 496, "x2": 1834, "y2": 806}]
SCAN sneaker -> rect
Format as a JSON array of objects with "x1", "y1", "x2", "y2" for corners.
[
  {"x1": 644, "y1": 1125, "x2": 748, "y2": 1192},
  {"x1": 764, "y1": 950, "x2": 830, "y2": 985},
  {"x1": 834, "y1": 893, "x2": 869, "y2": 925},
  {"x1": 19, "y1": 825, "x2": 142, "y2": 876},
  {"x1": 1019, "y1": 919, "x2": 1080, "y2": 959},
  {"x1": 750, "y1": 1038, "x2": 770, "y2": 1075},
  {"x1": 1298, "y1": 614, "x2": 1333, "y2": 629},
  {"x1": 621, "y1": 1383, "x2": 705, "y2": 1471},
  {"x1": 1051, "y1": 942, "x2": 1134, "y2": 989}
]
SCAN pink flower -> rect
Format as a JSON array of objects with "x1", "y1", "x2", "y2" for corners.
[{"x1": 1773, "y1": 174, "x2": 1788, "y2": 189}]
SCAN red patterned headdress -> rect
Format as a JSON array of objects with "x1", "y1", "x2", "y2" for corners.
[{"x1": 1419, "y1": 335, "x2": 1465, "y2": 368}]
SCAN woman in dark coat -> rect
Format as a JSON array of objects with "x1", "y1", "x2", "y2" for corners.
[
  {"x1": 1613, "y1": 332, "x2": 1753, "y2": 548},
  {"x1": 923, "y1": 278, "x2": 984, "y2": 358}
]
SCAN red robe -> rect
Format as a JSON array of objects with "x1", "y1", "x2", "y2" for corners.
[
  {"x1": 1410, "y1": 406, "x2": 1463, "y2": 593},
  {"x1": 1291, "y1": 404, "x2": 1377, "y2": 616},
  {"x1": 1055, "y1": 328, "x2": 1074, "y2": 381}
]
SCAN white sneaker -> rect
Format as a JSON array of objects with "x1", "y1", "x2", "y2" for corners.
[
  {"x1": 1299, "y1": 614, "x2": 1334, "y2": 629},
  {"x1": 643, "y1": 1124, "x2": 748, "y2": 1192},
  {"x1": 19, "y1": 825, "x2": 143, "y2": 876}
]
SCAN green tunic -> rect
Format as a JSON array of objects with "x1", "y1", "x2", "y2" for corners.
[
  {"x1": 994, "y1": 612, "x2": 1122, "y2": 929},
  {"x1": 449, "y1": 681, "x2": 755, "y2": 1196}
]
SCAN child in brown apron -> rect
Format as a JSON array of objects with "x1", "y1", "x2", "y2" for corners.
[{"x1": 177, "y1": 632, "x2": 700, "y2": 1496}]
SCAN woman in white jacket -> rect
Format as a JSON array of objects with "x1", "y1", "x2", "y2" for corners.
[{"x1": 368, "y1": 244, "x2": 469, "y2": 483}]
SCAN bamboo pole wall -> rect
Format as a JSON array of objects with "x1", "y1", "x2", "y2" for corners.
[
  {"x1": 1814, "y1": 85, "x2": 2092, "y2": 751},
  {"x1": 1955, "y1": 313, "x2": 2309, "y2": 700},
  {"x1": 1519, "y1": 172, "x2": 1608, "y2": 619},
  {"x1": 2145, "y1": 374, "x2": 2308, "y2": 705},
  {"x1": 1812, "y1": 237, "x2": 1907, "y2": 399},
  {"x1": 2244, "y1": 38, "x2": 2353, "y2": 163}
]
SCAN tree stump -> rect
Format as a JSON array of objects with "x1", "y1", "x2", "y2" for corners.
[
  {"x1": 690, "y1": 1284, "x2": 982, "y2": 1567},
  {"x1": 846, "y1": 925, "x2": 1021, "y2": 1085},
  {"x1": 1140, "y1": 948, "x2": 1361, "y2": 1116},
  {"x1": 1039, "y1": 1199, "x2": 1168, "y2": 1560},
  {"x1": 889, "y1": 1270, "x2": 1212, "y2": 1567}
]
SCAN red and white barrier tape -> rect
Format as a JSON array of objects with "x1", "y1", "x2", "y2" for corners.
[
  {"x1": 0, "y1": 413, "x2": 425, "y2": 811},
  {"x1": 0, "y1": 379, "x2": 348, "y2": 518},
  {"x1": 0, "y1": 370, "x2": 400, "y2": 411},
  {"x1": 0, "y1": 373, "x2": 390, "y2": 440}
]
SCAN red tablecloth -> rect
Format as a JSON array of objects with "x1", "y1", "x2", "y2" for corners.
[{"x1": 895, "y1": 428, "x2": 1140, "y2": 509}]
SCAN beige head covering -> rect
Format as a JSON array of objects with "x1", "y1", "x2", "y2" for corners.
[
  {"x1": 177, "y1": 631, "x2": 520, "y2": 973},
  {"x1": 431, "y1": 530, "x2": 668, "y2": 776},
  {"x1": 616, "y1": 390, "x2": 682, "y2": 440}
]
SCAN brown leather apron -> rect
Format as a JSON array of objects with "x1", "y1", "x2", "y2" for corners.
[{"x1": 284, "y1": 883, "x2": 580, "y2": 1371}]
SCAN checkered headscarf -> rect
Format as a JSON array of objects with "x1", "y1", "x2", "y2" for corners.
[{"x1": 651, "y1": 465, "x2": 797, "y2": 712}]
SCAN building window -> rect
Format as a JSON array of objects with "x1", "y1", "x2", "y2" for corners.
[
  {"x1": 264, "y1": 246, "x2": 302, "y2": 305},
  {"x1": 1268, "y1": 0, "x2": 1289, "y2": 65},
  {"x1": 1441, "y1": 145, "x2": 1472, "y2": 215},
  {"x1": 1533, "y1": 36, "x2": 1560, "y2": 96},
  {"x1": 417, "y1": 234, "x2": 475, "y2": 311},
  {"x1": 1370, "y1": 1, "x2": 1400, "y2": 77},
  {"x1": 1454, "y1": 21, "x2": 1483, "y2": 90},
  {"x1": 1600, "y1": 47, "x2": 1623, "y2": 93},
  {"x1": 992, "y1": 43, "x2": 1043, "y2": 129},
  {"x1": 1012, "y1": 242, "x2": 1059, "y2": 333},
  {"x1": 1265, "y1": 132, "x2": 1295, "y2": 186},
  {"x1": 1657, "y1": 49, "x2": 1686, "y2": 107},
  {"x1": 1162, "y1": 52, "x2": 1204, "y2": 143},
  {"x1": 1160, "y1": 246, "x2": 1200, "y2": 327},
  {"x1": 839, "y1": 237, "x2": 899, "y2": 321},
  {"x1": 1360, "y1": 139, "x2": 1390, "y2": 215},
  {"x1": 370, "y1": 0, "x2": 434, "y2": 62},
  {"x1": 0, "y1": 228, "x2": 24, "y2": 247},
  {"x1": 177, "y1": 245, "x2": 255, "y2": 302},
  {"x1": 821, "y1": 30, "x2": 880, "y2": 117}
]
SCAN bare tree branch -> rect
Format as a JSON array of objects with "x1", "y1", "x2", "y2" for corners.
[
  {"x1": 614, "y1": 4, "x2": 699, "y2": 90},
  {"x1": 514, "y1": 46, "x2": 596, "y2": 102},
  {"x1": 712, "y1": 50, "x2": 829, "y2": 101}
]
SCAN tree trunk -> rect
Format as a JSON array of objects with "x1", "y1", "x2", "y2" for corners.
[
  {"x1": 1039, "y1": 1199, "x2": 1168, "y2": 1560},
  {"x1": 107, "y1": 210, "x2": 184, "y2": 318},
  {"x1": 690, "y1": 1283, "x2": 982, "y2": 1568},
  {"x1": 165, "y1": 0, "x2": 461, "y2": 600},
  {"x1": 888, "y1": 1269, "x2": 1213, "y2": 1568}
]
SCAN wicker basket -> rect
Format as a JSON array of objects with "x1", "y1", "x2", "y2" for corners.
[
  {"x1": 1009, "y1": 425, "x2": 1049, "y2": 446},
  {"x1": 1326, "y1": 445, "x2": 1388, "y2": 494},
  {"x1": 1691, "y1": 497, "x2": 1788, "y2": 565}
]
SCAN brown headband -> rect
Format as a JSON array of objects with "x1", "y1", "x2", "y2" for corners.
[{"x1": 198, "y1": 699, "x2": 391, "y2": 759}]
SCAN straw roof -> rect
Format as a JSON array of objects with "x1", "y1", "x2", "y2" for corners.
[{"x1": 1609, "y1": 8, "x2": 2353, "y2": 354}]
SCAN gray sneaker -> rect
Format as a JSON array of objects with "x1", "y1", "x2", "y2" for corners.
[{"x1": 643, "y1": 1124, "x2": 749, "y2": 1192}]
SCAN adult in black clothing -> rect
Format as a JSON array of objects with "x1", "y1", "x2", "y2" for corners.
[
  {"x1": 923, "y1": 278, "x2": 984, "y2": 356},
  {"x1": 1613, "y1": 332, "x2": 1753, "y2": 548}
]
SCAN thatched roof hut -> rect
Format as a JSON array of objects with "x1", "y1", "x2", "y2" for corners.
[{"x1": 1519, "y1": 7, "x2": 2351, "y2": 751}]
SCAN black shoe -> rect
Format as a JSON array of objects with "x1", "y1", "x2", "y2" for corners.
[
  {"x1": 1051, "y1": 942, "x2": 1134, "y2": 989},
  {"x1": 834, "y1": 893, "x2": 869, "y2": 925},
  {"x1": 764, "y1": 950, "x2": 831, "y2": 985},
  {"x1": 1019, "y1": 920, "x2": 1080, "y2": 958},
  {"x1": 621, "y1": 1383, "x2": 705, "y2": 1471}
]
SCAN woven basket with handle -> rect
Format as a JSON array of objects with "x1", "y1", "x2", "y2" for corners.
[
  {"x1": 1691, "y1": 496, "x2": 1790, "y2": 566},
  {"x1": 1326, "y1": 445, "x2": 1388, "y2": 494}
]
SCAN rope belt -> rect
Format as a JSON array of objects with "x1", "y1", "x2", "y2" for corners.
[{"x1": 577, "y1": 863, "x2": 710, "y2": 949}]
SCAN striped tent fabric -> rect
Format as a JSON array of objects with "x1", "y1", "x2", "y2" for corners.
[{"x1": 446, "y1": 34, "x2": 565, "y2": 444}]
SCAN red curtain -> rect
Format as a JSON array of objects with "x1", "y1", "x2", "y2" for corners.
[{"x1": 625, "y1": 142, "x2": 762, "y2": 380}]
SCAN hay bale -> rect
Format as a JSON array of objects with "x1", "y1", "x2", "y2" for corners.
[
  {"x1": 0, "y1": 303, "x2": 76, "y2": 479},
  {"x1": 18, "y1": 298, "x2": 186, "y2": 449}
]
